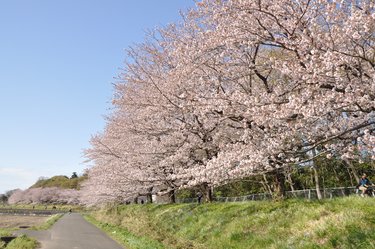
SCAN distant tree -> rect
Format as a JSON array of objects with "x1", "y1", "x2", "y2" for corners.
[
  {"x1": 8, "y1": 187, "x2": 81, "y2": 205},
  {"x1": 0, "y1": 194, "x2": 7, "y2": 203},
  {"x1": 71, "y1": 172, "x2": 78, "y2": 179},
  {"x1": 5, "y1": 189, "x2": 19, "y2": 197}
]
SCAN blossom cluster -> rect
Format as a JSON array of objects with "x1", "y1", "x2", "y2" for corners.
[{"x1": 82, "y1": 0, "x2": 375, "y2": 205}]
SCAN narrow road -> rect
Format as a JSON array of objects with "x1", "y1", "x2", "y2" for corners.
[{"x1": 15, "y1": 213, "x2": 124, "y2": 249}]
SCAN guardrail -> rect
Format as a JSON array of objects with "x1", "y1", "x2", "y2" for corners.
[{"x1": 176, "y1": 186, "x2": 358, "y2": 203}]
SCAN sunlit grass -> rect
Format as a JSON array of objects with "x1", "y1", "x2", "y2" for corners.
[
  {"x1": 0, "y1": 230, "x2": 37, "y2": 249},
  {"x1": 0, "y1": 229, "x2": 10, "y2": 237},
  {"x1": 88, "y1": 196, "x2": 375, "y2": 249},
  {"x1": 4, "y1": 235, "x2": 39, "y2": 249},
  {"x1": 84, "y1": 215, "x2": 165, "y2": 249}
]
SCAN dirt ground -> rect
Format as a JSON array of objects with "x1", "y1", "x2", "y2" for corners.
[{"x1": 0, "y1": 215, "x2": 49, "y2": 229}]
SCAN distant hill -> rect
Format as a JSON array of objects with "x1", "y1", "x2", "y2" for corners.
[{"x1": 30, "y1": 173, "x2": 87, "y2": 190}]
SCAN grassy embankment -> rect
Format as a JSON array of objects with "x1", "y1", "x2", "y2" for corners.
[
  {"x1": 0, "y1": 214, "x2": 62, "y2": 249},
  {"x1": 86, "y1": 196, "x2": 375, "y2": 249}
]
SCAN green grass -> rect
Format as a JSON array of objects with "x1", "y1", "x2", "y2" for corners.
[
  {"x1": 31, "y1": 214, "x2": 63, "y2": 230},
  {"x1": 30, "y1": 174, "x2": 87, "y2": 190},
  {"x1": 0, "y1": 232, "x2": 38, "y2": 249},
  {"x1": 85, "y1": 215, "x2": 166, "y2": 249},
  {"x1": 4, "y1": 235, "x2": 39, "y2": 249},
  {"x1": 0, "y1": 229, "x2": 11, "y2": 237},
  {"x1": 0, "y1": 229, "x2": 12, "y2": 249},
  {"x1": 87, "y1": 196, "x2": 375, "y2": 249},
  {"x1": 0, "y1": 229, "x2": 10, "y2": 249}
]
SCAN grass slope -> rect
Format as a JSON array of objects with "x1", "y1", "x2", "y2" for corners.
[{"x1": 88, "y1": 196, "x2": 375, "y2": 249}]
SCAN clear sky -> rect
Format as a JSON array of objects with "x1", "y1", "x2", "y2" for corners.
[{"x1": 0, "y1": 0, "x2": 195, "y2": 194}]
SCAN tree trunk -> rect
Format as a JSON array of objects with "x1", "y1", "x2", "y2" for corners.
[
  {"x1": 312, "y1": 149, "x2": 322, "y2": 200},
  {"x1": 202, "y1": 183, "x2": 213, "y2": 202},
  {"x1": 262, "y1": 174, "x2": 273, "y2": 197},
  {"x1": 146, "y1": 187, "x2": 153, "y2": 204},
  {"x1": 346, "y1": 167, "x2": 355, "y2": 186},
  {"x1": 332, "y1": 167, "x2": 340, "y2": 187},
  {"x1": 343, "y1": 158, "x2": 359, "y2": 184},
  {"x1": 168, "y1": 189, "x2": 176, "y2": 204},
  {"x1": 146, "y1": 193, "x2": 153, "y2": 204},
  {"x1": 274, "y1": 169, "x2": 286, "y2": 198},
  {"x1": 286, "y1": 172, "x2": 295, "y2": 192},
  {"x1": 312, "y1": 165, "x2": 322, "y2": 200}
]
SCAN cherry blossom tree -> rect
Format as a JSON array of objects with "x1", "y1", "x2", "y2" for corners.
[
  {"x1": 168, "y1": 0, "x2": 375, "y2": 189},
  {"x1": 82, "y1": 0, "x2": 374, "y2": 203},
  {"x1": 8, "y1": 187, "x2": 81, "y2": 205}
]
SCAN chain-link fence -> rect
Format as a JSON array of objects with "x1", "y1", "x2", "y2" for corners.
[
  {"x1": 176, "y1": 186, "x2": 359, "y2": 203},
  {"x1": 284, "y1": 187, "x2": 357, "y2": 199}
]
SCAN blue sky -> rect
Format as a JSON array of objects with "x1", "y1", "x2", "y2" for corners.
[{"x1": 0, "y1": 0, "x2": 195, "y2": 193}]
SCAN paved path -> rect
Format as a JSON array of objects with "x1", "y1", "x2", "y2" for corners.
[{"x1": 15, "y1": 213, "x2": 124, "y2": 249}]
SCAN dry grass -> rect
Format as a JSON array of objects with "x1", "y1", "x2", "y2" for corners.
[{"x1": 0, "y1": 215, "x2": 49, "y2": 229}]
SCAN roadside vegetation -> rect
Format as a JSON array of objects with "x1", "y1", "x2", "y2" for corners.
[
  {"x1": 31, "y1": 214, "x2": 63, "y2": 230},
  {"x1": 4, "y1": 235, "x2": 39, "y2": 249},
  {"x1": 87, "y1": 196, "x2": 375, "y2": 249},
  {"x1": 0, "y1": 229, "x2": 38, "y2": 249},
  {"x1": 85, "y1": 215, "x2": 164, "y2": 249}
]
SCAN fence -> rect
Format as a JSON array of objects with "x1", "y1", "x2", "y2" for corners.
[
  {"x1": 176, "y1": 186, "x2": 358, "y2": 203},
  {"x1": 0, "y1": 208, "x2": 66, "y2": 216}
]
